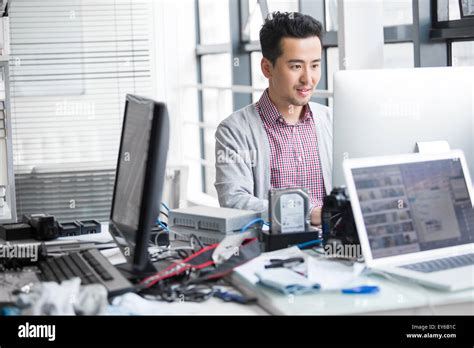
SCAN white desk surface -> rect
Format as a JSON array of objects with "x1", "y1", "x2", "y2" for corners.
[{"x1": 231, "y1": 270, "x2": 474, "y2": 315}]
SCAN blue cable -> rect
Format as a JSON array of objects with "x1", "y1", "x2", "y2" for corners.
[
  {"x1": 297, "y1": 239, "x2": 322, "y2": 249},
  {"x1": 241, "y1": 218, "x2": 268, "y2": 233},
  {"x1": 161, "y1": 202, "x2": 170, "y2": 212},
  {"x1": 156, "y1": 219, "x2": 169, "y2": 233}
]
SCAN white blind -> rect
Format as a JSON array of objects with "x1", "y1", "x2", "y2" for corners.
[{"x1": 8, "y1": 0, "x2": 153, "y2": 222}]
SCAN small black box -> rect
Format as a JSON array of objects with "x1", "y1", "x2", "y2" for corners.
[
  {"x1": 77, "y1": 219, "x2": 101, "y2": 235},
  {"x1": 261, "y1": 230, "x2": 320, "y2": 252},
  {"x1": 0, "y1": 223, "x2": 33, "y2": 241},
  {"x1": 58, "y1": 221, "x2": 82, "y2": 237}
]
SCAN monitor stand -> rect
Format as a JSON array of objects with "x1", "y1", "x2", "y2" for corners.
[
  {"x1": 415, "y1": 140, "x2": 451, "y2": 154},
  {"x1": 115, "y1": 261, "x2": 158, "y2": 282}
]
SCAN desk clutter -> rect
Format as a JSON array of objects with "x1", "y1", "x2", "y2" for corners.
[
  {"x1": 0, "y1": 198, "x2": 363, "y2": 315},
  {"x1": 234, "y1": 246, "x2": 371, "y2": 295},
  {"x1": 0, "y1": 213, "x2": 101, "y2": 241}
]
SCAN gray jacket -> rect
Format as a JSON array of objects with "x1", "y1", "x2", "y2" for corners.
[{"x1": 214, "y1": 101, "x2": 333, "y2": 218}]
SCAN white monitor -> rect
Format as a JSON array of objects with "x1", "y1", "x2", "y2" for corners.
[{"x1": 332, "y1": 66, "x2": 474, "y2": 187}]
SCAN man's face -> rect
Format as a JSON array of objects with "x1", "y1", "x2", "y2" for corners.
[{"x1": 262, "y1": 36, "x2": 322, "y2": 107}]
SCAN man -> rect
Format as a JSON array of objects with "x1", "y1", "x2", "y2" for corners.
[{"x1": 215, "y1": 12, "x2": 332, "y2": 226}]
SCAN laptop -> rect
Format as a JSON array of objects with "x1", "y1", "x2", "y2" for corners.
[{"x1": 343, "y1": 150, "x2": 474, "y2": 291}]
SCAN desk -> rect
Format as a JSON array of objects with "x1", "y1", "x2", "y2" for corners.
[
  {"x1": 229, "y1": 250, "x2": 474, "y2": 315},
  {"x1": 230, "y1": 272, "x2": 474, "y2": 315},
  {"x1": 3, "y1": 228, "x2": 472, "y2": 315}
]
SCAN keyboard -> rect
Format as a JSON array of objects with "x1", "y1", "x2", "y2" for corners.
[
  {"x1": 400, "y1": 253, "x2": 474, "y2": 273},
  {"x1": 38, "y1": 248, "x2": 133, "y2": 296}
]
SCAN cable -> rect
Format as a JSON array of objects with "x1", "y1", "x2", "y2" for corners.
[
  {"x1": 240, "y1": 218, "x2": 266, "y2": 233},
  {"x1": 153, "y1": 231, "x2": 168, "y2": 247},
  {"x1": 190, "y1": 234, "x2": 204, "y2": 250},
  {"x1": 297, "y1": 239, "x2": 322, "y2": 249},
  {"x1": 161, "y1": 202, "x2": 170, "y2": 212},
  {"x1": 157, "y1": 220, "x2": 169, "y2": 232}
]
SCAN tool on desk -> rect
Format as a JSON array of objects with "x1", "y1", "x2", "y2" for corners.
[
  {"x1": 256, "y1": 267, "x2": 320, "y2": 295},
  {"x1": 341, "y1": 285, "x2": 380, "y2": 295},
  {"x1": 265, "y1": 257, "x2": 304, "y2": 269},
  {"x1": 213, "y1": 289, "x2": 257, "y2": 304}
]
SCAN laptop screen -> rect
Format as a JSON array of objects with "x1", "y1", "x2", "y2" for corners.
[{"x1": 352, "y1": 158, "x2": 474, "y2": 259}]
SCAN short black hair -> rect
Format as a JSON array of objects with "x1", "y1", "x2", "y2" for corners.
[{"x1": 259, "y1": 12, "x2": 323, "y2": 65}]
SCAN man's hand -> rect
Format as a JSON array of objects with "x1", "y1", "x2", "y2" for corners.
[{"x1": 310, "y1": 207, "x2": 322, "y2": 226}]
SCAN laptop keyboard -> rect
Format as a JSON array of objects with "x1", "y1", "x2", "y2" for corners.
[
  {"x1": 400, "y1": 253, "x2": 474, "y2": 273},
  {"x1": 38, "y1": 248, "x2": 133, "y2": 296}
]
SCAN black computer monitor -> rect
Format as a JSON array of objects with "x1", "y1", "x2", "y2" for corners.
[{"x1": 109, "y1": 94, "x2": 169, "y2": 276}]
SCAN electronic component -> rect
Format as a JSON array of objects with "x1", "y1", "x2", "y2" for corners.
[
  {"x1": 269, "y1": 188, "x2": 310, "y2": 234},
  {"x1": 76, "y1": 219, "x2": 101, "y2": 235},
  {"x1": 22, "y1": 214, "x2": 59, "y2": 241},
  {"x1": 58, "y1": 221, "x2": 82, "y2": 237},
  {"x1": 0, "y1": 223, "x2": 33, "y2": 241},
  {"x1": 321, "y1": 187, "x2": 359, "y2": 254},
  {"x1": 261, "y1": 228, "x2": 320, "y2": 252},
  {"x1": 170, "y1": 225, "x2": 258, "y2": 246},
  {"x1": 169, "y1": 205, "x2": 261, "y2": 234}
]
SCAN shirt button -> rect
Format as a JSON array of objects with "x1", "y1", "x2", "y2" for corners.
[{"x1": 298, "y1": 156, "x2": 302, "y2": 162}]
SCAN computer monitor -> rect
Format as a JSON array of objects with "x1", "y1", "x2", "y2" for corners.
[
  {"x1": 109, "y1": 94, "x2": 169, "y2": 275},
  {"x1": 332, "y1": 66, "x2": 474, "y2": 187}
]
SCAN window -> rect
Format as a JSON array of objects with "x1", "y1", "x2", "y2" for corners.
[
  {"x1": 325, "y1": 0, "x2": 413, "y2": 31},
  {"x1": 383, "y1": 0, "x2": 413, "y2": 26},
  {"x1": 249, "y1": 0, "x2": 299, "y2": 101},
  {"x1": 251, "y1": 51, "x2": 266, "y2": 102},
  {"x1": 198, "y1": 0, "x2": 230, "y2": 45},
  {"x1": 437, "y1": 0, "x2": 462, "y2": 21},
  {"x1": 201, "y1": 54, "x2": 233, "y2": 126},
  {"x1": 195, "y1": 0, "x2": 233, "y2": 197},
  {"x1": 384, "y1": 42, "x2": 415, "y2": 68},
  {"x1": 248, "y1": 0, "x2": 264, "y2": 42},
  {"x1": 201, "y1": 53, "x2": 232, "y2": 197},
  {"x1": 451, "y1": 40, "x2": 474, "y2": 66},
  {"x1": 267, "y1": 0, "x2": 299, "y2": 13},
  {"x1": 9, "y1": 0, "x2": 153, "y2": 222}
]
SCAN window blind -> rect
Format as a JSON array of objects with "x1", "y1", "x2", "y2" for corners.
[{"x1": 9, "y1": 0, "x2": 152, "y2": 222}]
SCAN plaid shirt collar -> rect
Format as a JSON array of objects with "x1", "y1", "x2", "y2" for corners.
[{"x1": 257, "y1": 88, "x2": 313, "y2": 126}]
